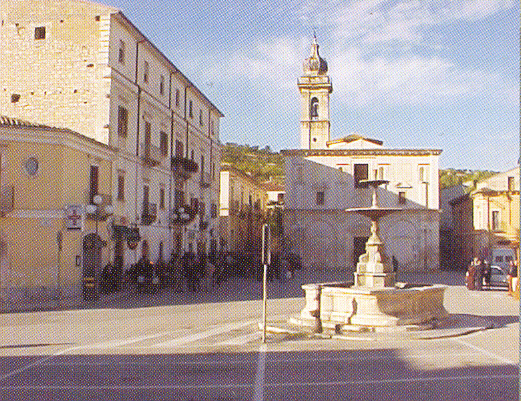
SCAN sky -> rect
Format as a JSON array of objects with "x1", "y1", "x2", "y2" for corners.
[{"x1": 106, "y1": 0, "x2": 519, "y2": 171}]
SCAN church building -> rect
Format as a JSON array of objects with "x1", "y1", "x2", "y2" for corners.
[{"x1": 282, "y1": 37, "x2": 441, "y2": 272}]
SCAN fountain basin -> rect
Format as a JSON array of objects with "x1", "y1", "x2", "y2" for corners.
[{"x1": 292, "y1": 282, "x2": 448, "y2": 330}]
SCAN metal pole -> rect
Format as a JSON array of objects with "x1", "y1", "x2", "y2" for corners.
[{"x1": 261, "y1": 224, "x2": 271, "y2": 343}]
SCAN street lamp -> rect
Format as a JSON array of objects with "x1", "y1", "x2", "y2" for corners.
[{"x1": 85, "y1": 195, "x2": 114, "y2": 300}]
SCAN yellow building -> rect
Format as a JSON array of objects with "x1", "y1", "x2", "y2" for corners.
[
  {"x1": 0, "y1": 116, "x2": 116, "y2": 307},
  {"x1": 450, "y1": 167, "x2": 520, "y2": 269},
  {"x1": 219, "y1": 166, "x2": 268, "y2": 257}
]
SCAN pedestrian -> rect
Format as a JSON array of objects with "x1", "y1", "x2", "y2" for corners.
[
  {"x1": 466, "y1": 258, "x2": 476, "y2": 290},
  {"x1": 507, "y1": 260, "x2": 517, "y2": 294},
  {"x1": 482, "y1": 259, "x2": 491, "y2": 289},
  {"x1": 474, "y1": 258, "x2": 483, "y2": 291},
  {"x1": 171, "y1": 253, "x2": 184, "y2": 293}
]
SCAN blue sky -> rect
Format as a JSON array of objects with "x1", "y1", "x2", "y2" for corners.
[{"x1": 106, "y1": 0, "x2": 519, "y2": 171}]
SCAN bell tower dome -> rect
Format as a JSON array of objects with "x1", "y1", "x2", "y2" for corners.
[{"x1": 298, "y1": 35, "x2": 333, "y2": 149}]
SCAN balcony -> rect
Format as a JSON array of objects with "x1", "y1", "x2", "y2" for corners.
[
  {"x1": 141, "y1": 143, "x2": 163, "y2": 167},
  {"x1": 171, "y1": 156, "x2": 198, "y2": 180},
  {"x1": 200, "y1": 172, "x2": 212, "y2": 188},
  {"x1": 0, "y1": 185, "x2": 14, "y2": 216},
  {"x1": 141, "y1": 202, "x2": 157, "y2": 225},
  {"x1": 86, "y1": 193, "x2": 112, "y2": 221}
]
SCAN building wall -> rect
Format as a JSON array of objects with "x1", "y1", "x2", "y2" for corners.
[
  {"x1": 219, "y1": 168, "x2": 267, "y2": 255},
  {"x1": 0, "y1": 124, "x2": 114, "y2": 302},
  {"x1": 282, "y1": 148, "x2": 441, "y2": 271}
]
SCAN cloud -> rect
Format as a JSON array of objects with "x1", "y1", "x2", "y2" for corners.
[{"x1": 331, "y1": 49, "x2": 517, "y2": 106}]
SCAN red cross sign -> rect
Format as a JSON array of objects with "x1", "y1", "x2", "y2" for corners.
[{"x1": 66, "y1": 205, "x2": 83, "y2": 230}]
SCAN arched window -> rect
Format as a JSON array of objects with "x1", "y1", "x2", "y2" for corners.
[{"x1": 310, "y1": 97, "x2": 319, "y2": 120}]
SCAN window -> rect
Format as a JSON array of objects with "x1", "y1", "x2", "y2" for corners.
[
  {"x1": 89, "y1": 166, "x2": 99, "y2": 204},
  {"x1": 174, "y1": 190, "x2": 185, "y2": 209},
  {"x1": 398, "y1": 191, "x2": 406, "y2": 205},
  {"x1": 175, "y1": 139, "x2": 184, "y2": 158},
  {"x1": 117, "y1": 106, "x2": 128, "y2": 137},
  {"x1": 175, "y1": 89, "x2": 180, "y2": 107},
  {"x1": 492, "y1": 210, "x2": 500, "y2": 231},
  {"x1": 117, "y1": 175, "x2": 125, "y2": 201},
  {"x1": 310, "y1": 97, "x2": 319, "y2": 120},
  {"x1": 378, "y1": 166, "x2": 385, "y2": 180},
  {"x1": 159, "y1": 131, "x2": 168, "y2": 157},
  {"x1": 354, "y1": 164, "x2": 369, "y2": 188},
  {"x1": 211, "y1": 203, "x2": 217, "y2": 218},
  {"x1": 118, "y1": 40, "x2": 126, "y2": 64},
  {"x1": 143, "y1": 185, "x2": 150, "y2": 209},
  {"x1": 159, "y1": 75, "x2": 165, "y2": 95},
  {"x1": 199, "y1": 110, "x2": 203, "y2": 126},
  {"x1": 143, "y1": 61, "x2": 149, "y2": 83},
  {"x1": 11, "y1": 94, "x2": 20, "y2": 103},
  {"x1": 159, "y1": 187, "x2": 165, "y2": 209},
  {"x1": 316, "y1": 191, "x2": 325, "y2": 206},
  {"x1": 189, "y1": 100, "x2": 193, "y2": 118},
  {"x1": 508, "y1": 176, "x2": 515, "y2": 191},
  {"x1": 34, "y1": 26, "x2": 46, "y2": 40}
]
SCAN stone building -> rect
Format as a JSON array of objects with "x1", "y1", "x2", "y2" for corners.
[
  {"x1": 0, "y1": 0, "x2": 223, "y2": 273},
  {"x1": 282, "y1": 37, "x2": 441, "y2": 272}
]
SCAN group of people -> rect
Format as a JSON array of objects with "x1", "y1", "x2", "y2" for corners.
[{"x1": 466, "y1": 257, "x2": 491, "y2": 291}]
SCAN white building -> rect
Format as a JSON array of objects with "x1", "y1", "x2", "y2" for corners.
[
  {"x1": 0, "y1": 0, "x2": 223, "y2": 273},
  {"x1": 282, "y1": 38, "x2": 441, "y2": 272}
]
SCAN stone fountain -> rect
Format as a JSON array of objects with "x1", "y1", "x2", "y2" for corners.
[{"x1": 290, "y1": 179, "x2": 448, "y2": 332}]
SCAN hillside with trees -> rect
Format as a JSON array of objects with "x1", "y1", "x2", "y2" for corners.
[
  {"x1": 439, "y1": 168, "x2": 497, "y2": 190},
  {"x1": 221, "y1": 143, "x2": 284, "y2": 182}
]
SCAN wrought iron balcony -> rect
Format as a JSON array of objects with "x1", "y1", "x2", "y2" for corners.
[
  {"x1": 171, "y1": 156, "x2": 198, "y2": 180},
  {"x1": 141, "y1": 143, "x2": 163, "y2": 167},
  {"x1": 0, "y1": 185, "x2": 14, "y2": 217}
]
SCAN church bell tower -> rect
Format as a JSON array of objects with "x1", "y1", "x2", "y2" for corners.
[{"x1": 298, "y1": 36, "x2": 333, "y2": 149}]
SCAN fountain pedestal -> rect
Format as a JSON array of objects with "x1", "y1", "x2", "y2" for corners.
[{"x1": 292, "y1": 179, "x2": 448, "y2": 331}]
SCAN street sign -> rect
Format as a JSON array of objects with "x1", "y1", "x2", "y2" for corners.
[{"x1": 65, "y1": 205, "x2": 83, "y2": 230}]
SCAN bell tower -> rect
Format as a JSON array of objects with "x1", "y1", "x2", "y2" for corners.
[{"x1": 298, "y1": 36, "x2": 333, "y2": 149}]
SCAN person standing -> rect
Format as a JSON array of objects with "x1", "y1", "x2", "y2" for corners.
[
  {"x1": 474, "y1": 258, "x2": 483, "y2": 291},
  {"x1": 507, "y1": 260, "x2": 518, "y2": 295},
  {"x1": 466, "y1": 259, "x2": 476, "y2": 290}
]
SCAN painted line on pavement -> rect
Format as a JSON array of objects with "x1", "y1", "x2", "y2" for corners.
[
  {"x1": 152, "y1": 320, "x2": 256, "y2": 348},
  {"x1": 252, "y1": 343, "x2": 267, "y2": 401},
  {"x1": 0, "y1": 373, "x2": 516, "y2": 391},
  {"x1": 216, "y1": 332, "x2": 261, "y2": 346},
  {"x1": 81, "y1": 331, "x2": 182, "y2": 349},
  {"x1": 453, "y1": 337, "x2": 516, "y2": 365}
]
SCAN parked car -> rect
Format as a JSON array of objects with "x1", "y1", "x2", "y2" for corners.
[{"x1": 488, "y1": 265, "x2": 508, "y2": 288}]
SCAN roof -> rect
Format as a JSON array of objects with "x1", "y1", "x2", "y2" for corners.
[
  {"x1": 327, "y1": 134, "x2": 383, "y2": 147},
  {"x1": 0, "y1": 115, "x2": 116, "y2": 151},
  {"x1": 281, "y1": 148, "x2": 442, "y2": 157}
]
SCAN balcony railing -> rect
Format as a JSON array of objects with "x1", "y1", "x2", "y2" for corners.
[
  {"x1": 141, "y1": 202, "x2": 157, "y2": 225},
  {"x1": 0, "y1": 185, "x2": 14, "y2": 216},
  {"x1": 171, "y1": 156, "x2": 198, "y2": 180},
  {"x1": 141, "y1": 143, "x2": 162, "y2": 167},
  {"x1": 200, "y1": 172, "x2": 212, "y2": 188}
]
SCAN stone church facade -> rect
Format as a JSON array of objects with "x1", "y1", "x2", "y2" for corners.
[{"x1": 282, "y1": 37, "x2": 441, "y2": 272}]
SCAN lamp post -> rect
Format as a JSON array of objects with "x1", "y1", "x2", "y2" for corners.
[{"x1": 85, "y1": 195, "x2": 114, "y2": 300}]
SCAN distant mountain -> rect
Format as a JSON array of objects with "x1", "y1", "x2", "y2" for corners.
[
  {"x1": 439, "y1": 168, "x2": 497, "y2": 190},
  {"x1": 221, "y1": 143, "x2": 284, "y2": 183}
]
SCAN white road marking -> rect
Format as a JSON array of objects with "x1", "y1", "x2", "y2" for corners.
[
  {"x1": 81, "y1": 331, "x2": 179, "y2": 348},
  {"x1": 0, "y1": 374, "x2": 516, "y2": 391},
  {"x1": 216, "y1": 332, "x2": 261, "y2": 346},
  {"x1": 453, "y1": 337, "x2": 517, "y2": 365},
  {"x1": 252, "y1": 343, "x2": 267, "y2": 401},
  {"x1": 152, "y1": 320, "x2": 256, "y2": 348}
]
